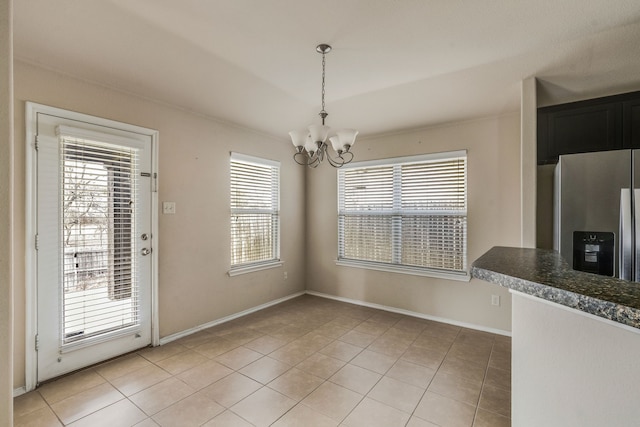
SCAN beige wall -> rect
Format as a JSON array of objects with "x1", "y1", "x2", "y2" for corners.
[
  {"x1": 1, "y1": 0, "x2": 14, "y2": 422},
  {"x1": 306, "y1": 114, "x2": 521, "y2": 332},
  {"x1": 12, "y1": 61, "x2": 306, "y2": 389},
  {"x1": 11, "y1": 60, "x2": 522, "y2": 391}
]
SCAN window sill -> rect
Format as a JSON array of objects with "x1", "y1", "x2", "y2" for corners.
[
  {"x1": 229, "y1": 260, "x2": 283, "y2": 277},
  {"x1": 335, "y1": 259, "x2": 470, "y2": 282}
]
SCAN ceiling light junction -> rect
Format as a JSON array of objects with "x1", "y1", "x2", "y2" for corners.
[{"x1": 289, "y1": 44, "x2": 358, "y2": 168}]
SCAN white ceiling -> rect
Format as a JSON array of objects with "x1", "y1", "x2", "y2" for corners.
[{"x1": 13, "y1": 0, "x2": 640, "y2": 139}]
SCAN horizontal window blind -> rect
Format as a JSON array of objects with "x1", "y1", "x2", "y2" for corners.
[
  {"x1": 338, "y1": 152, "x2": 467, "y2": 274},
  {"x1": 342, "y1": 166, "x2": 394, "y2": 212},
  {"x1": 60, "y1": 135, "x2": 140, "y2": 344},
  {"x1": 341, "y1": 215, "x2": 394, "y2": 263},
  {"x1": 230, "y1": 153, "x2": 280, "y2": 269}
]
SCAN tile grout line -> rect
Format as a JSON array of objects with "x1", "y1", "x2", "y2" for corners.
[
  {"x1": 470, "y1": 335, "x2": 496, "y2": 427},
  {"x1": 403, "y1": 324, "x2": 460, "y2": 426},
  {"x1": 331, "y1": 317, "x2": 397, "y2": 425}
]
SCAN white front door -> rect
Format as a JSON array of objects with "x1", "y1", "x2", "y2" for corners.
[{"x1": 29, "y1": 104, "x2": 157, "y2": 383}]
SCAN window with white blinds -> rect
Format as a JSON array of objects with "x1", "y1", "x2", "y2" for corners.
[
  {"x1": 230, "y1": 153, "x2": 281, "y2": 274},
  {"x1": 337, "y1": 151, "x2": 467, "y2": 279},
  {"x1": 60, "y1": 135, "x2": 140, "y2": 344}
]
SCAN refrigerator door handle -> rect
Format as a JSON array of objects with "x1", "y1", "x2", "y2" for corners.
[
  {"x1": 620, "y1": 188, "x2": 633, "y2": 280},
  {"x1": 635, "y1": 189, "x2": 640, "y2": 282}
]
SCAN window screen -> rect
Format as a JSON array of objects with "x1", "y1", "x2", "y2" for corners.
[
  {"x1": 338, "y1": 151, "x2": 467, "y2": 276},
  {"x1": 230, "y1": 153, "x2": 280, "y2": 270}
]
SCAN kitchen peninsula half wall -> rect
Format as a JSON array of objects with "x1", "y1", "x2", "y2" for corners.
[{"x1": 472, "y1": 246, "x2": 640, "y2": 427}]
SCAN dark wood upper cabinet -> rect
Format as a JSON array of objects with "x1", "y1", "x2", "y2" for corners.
[
  {"x1": 547, "y1": 103, "x2": 621, "y2": 158},
  {"x1": 538, "y1": 91, "x2": 640, "y2": 164},
  {"x1": 623, "y1": 99, "x2": 640, "y2": 149}
]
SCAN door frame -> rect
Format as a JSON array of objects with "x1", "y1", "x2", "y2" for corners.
[{"x1": 25, "y1": 102, "x2": 160, "y2": 392}]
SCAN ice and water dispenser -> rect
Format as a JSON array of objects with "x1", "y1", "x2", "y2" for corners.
[{"x1": 572, "y1": 231, "x2": 614, "y2": 276}]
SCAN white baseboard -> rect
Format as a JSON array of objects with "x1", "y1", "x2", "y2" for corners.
[
  {"x1": 157, "y1": 287, "x2": 510, "y2": 347},
  {"x1": 159, "y1": 291, "x2": 306, "y2": 345},
  {"x1": 15, "y1": 289, "x2": 507, "y2": 395},
  {"x1": 305, "y1": 290, "x2": 512, "y2": 337}
]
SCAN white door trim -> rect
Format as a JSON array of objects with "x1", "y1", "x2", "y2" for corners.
[{"x1": 24, "y1": 102, "x2": 159, "y2": 391}]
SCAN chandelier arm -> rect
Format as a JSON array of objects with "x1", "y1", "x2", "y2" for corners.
[
  {"x1": 308, "y1": 156, "x2": 321, "y2": 168},
  {"x1": 326, "y1": 155, "x2": 343, "y2": 168},
  {"x1": 293, "y1": 151, "x2": 311, "y2": 166},
  {"x1": 340, "y1": 151, "x2": 354, "y2": 164},
  {"x1": 325, "y1": 150, "x2": 346, "y2": 168}
]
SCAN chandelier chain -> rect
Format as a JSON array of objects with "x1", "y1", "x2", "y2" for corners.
[{"x1": 321, "y1": 52, "x2": 326, "y2": 123}]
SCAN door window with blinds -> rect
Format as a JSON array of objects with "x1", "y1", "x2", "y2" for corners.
[
  {"x1": 337, "y1": 150, "x2": 468, "y2": 280},
  {"x1": 60, "y1": 131, "x2": 141, "y2": 344},
  {"x1": 230, "y1": 153, "x2": 281, "y2": 275}
]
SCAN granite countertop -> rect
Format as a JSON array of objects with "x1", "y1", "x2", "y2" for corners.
[{"x1": 471, "y1": 246, "x2": 640, "y2": 330}]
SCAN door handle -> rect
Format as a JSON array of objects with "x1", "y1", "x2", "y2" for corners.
[
  {"x1": 620, "y1": 188, "x2": 632, "y2": 280},
  {"x1": 141, "y1": 248, "x2": 151, "y2": 256}
]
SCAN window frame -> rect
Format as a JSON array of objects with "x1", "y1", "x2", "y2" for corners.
[
  {"x1": 229, "y1": 152, "x2": 282, "y2": 276},
  {"x1": 336, "y1": 150, "x2": 469, "y2": 282}
]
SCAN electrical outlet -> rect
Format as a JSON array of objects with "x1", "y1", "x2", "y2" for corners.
[
  {"x1": 284, "y1": 271, "x2": 288, "y2": 280},
  {"x1": 491, "y1": 295, "x2": 500, "y2": 306},
  {"x1": 162, "y1": 201, "x2": 176, "y2": 215}
]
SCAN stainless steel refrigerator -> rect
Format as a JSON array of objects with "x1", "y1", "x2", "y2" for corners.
[{"x1": 554, "y1": 149, "x2": 640, "y2": 280}]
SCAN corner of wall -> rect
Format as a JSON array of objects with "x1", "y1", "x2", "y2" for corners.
[
  {"x1": 0, "y1": 0, "x2": 14, "y2": 423},
  {"x1": 521, "y1": 77, "x2": 538, "y2": 248}
]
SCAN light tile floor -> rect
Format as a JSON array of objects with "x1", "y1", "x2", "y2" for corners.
[{"x1": 14, "y1": 295, "x2": 511, "y2": 426}]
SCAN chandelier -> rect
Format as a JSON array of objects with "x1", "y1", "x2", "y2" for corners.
[{"x1": 289, "y1": 44, "x2": 358, "y2": 168}]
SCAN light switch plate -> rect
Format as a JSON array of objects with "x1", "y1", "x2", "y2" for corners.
[{"x1": 162, "y1": 201, "x2": 176, "y2": 215}]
